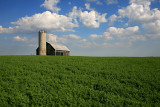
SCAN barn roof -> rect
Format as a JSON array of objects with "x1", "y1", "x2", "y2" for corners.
[{"x1": 48, "y1": 42, "x2": 70, "y2": 51}]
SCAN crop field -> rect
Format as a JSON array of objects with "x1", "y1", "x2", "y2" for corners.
[{"x1": 0, "y1": 56, "x2": 160, "y2": 106}]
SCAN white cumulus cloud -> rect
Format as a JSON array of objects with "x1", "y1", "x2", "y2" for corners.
[
  {"x1": 118, "y1": 1, "x2": 160, "y2": 23},
  {"x1": 69, "y1": 6, "x2": 107, "y2": 28},
  {"x1": 41, "y1": 0, "x2": 60, "y2": 13},
  {"x1": 107, "y1": 26, "x2": 139, "y2": 39},
  {"x1": 0, "y1": 11, "x2": 78, "y2": 34},
  {"x1": 142, "y1": 20, "x2": 160, "y2": 33},
  {"x1": 90, "y1": 26, "x2": 146, "y2": 41},
  {"x1": 142, "y1": 20, "x2": 160, "y2": 38},
  {"x1": 118, "y1": 0, "x2": 160, "y2": 39}
]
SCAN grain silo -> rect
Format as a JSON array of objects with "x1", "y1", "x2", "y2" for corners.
[
  {"x1": 39, "y1": 30, "x2": 46, "y2": 55},
  {"x1": 36, "y1": 30, "x2": 70, "y2": 56}
]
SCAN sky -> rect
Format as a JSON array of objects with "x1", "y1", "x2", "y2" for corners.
[{"x1": 0, "y1": 0, "x2": 160, "y2": 56}]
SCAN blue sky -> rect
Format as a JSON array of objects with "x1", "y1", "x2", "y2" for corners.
[{"x1": 0, "y1": 0, "x2": 160, "y2": 56}]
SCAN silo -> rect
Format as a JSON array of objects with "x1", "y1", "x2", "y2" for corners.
[{"x1": 39, "y1": 30, "x2": 46, "y2": 55}]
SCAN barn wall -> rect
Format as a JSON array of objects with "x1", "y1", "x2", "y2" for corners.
[
  {"x1": 56, "y1": 50, "x2": 64, "y2": 56},
  {"x1": 64, "y1": 51, "x2": 70, "y2": 56},
  {"x1": 55, "y1": 50, "x2": 70, "y2": 56},
  {"x1": 46, "y1": 42, "x2": 55, "y2": 55},
  {"x1": 66, "y1": 51, "x2": 70, "y2": 56}
]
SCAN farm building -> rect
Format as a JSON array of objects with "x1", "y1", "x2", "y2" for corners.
[
  {"x1": 36, "y1": 30, "x2": 70, "y2": 56},
  {"x1": 36, "y1": 42, "x2": 70, "y2": 56}
]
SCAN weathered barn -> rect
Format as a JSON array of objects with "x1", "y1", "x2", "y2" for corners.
[
  {"x1": 36, "y1": 30, "x2": 70, "y2": 56},
  {"x1": 36, "y1": 42, "x2": 70, "y2": 56}
]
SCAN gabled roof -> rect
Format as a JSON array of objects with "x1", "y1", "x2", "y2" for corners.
[{"x1": 48, "y1": 42, "x2": 70, "y2": 51}]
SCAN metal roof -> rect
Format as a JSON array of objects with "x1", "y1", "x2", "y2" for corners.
[{"x1": 49, "y1": 42, "x2": 70, "y2": 51}]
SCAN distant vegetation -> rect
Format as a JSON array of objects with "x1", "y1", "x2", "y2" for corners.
[{"x1": 0, "y1": 56, "x2": 160, "y2": 106}]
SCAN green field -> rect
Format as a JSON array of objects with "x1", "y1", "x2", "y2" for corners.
[{"x1": 0, "y1": 56, "x2": 160, "y2": 106}]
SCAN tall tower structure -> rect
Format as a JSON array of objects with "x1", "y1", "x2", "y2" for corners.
[{"x1": 39, "y1": 30, "x2": 46, "y2": 55}]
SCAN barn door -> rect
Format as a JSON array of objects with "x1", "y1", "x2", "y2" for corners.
[{"x1": 61, "y1": 52, "x2": 63, "y2": 56}]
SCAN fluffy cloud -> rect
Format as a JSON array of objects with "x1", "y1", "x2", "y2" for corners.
[
  {"x1": 107, "y1": 26, "x2": 139, "y2": 40},
  {"x1": 41, "y1": 0, "x2": 60, "y2": 13},
  {"x1": 79, "y1": 11, "x2": 106, "y2": 28},
  {"x1": 0, "y1": 11, "x2": 78, "y2": 34},
  {"x1": 69, "y1": 6, "x2": 107, "y2": 28},
  {"x1": 118, "y1": 1, "x2": 160, "y2": 23},
  {"x1": 0, "y1": 3, "x2": 107, "y2": 35},
  {"x1": 142, "y1": 20, "x2": 160, "y2": 38},
  {"x1": 118, "y1": 0, "x2": 160, "y2": 39},
  {"x1": 105, "y1": 0, "x2": 118, "y2": 5},
  {"x1": 108, "y1": 26, "x2": 139, "y2": 35},
  {"x1": 0, "y1": 5, "x2": 107, "y2": 34},
  {"x1": 13, "y1": 36, "x2": 28, "y2": 42},
  {"x1": 142, "y1": 20, "x2": 160, "y2": 33},
  {"x1": 0, "y1": 26, "x2": 19, "y2": 34},
  {"x1": 90, "y1": 26, "x2": 146, "y2": 41}
]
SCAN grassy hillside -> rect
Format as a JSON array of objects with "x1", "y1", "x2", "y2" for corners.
[{"x1": 0, "y1": 56, "x2": 160, "y2": 106}]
